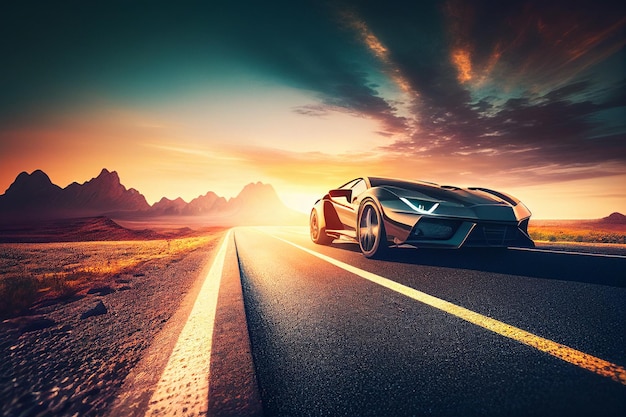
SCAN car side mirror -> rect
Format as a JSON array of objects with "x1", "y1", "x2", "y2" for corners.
[{"x1": 329, "y1": 189, "x2": 352, "y2": 202}]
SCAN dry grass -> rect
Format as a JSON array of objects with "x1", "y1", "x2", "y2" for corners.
[
  {"x1": 529, "y1": 221, "x2": 626, "y2": 244},
  {"x1": 0, "y1": 234, "x2": 221, "y2": 318}
]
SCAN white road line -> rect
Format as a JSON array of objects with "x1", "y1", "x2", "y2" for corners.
[
  {"x1": 145, "y1": 230, "x2": 231, "y2": 416},
  {"x1": 263, "y1": 230, "x2": 626, "y2": 386}
]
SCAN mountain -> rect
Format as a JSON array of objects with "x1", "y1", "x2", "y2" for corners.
[
  {"x1": 185, "y1": 192, "x2": 228, "y2": 215},
  {"x1": 214, "y1": 181, "x2": 303, "y2": 225},
  {"x1": 150, "y1": 196, "x2": 189, "y2": 216},
  {"x1": 0, "y1": 169, "x2": 149, "y2": 222},
  {"x1": 145, "y1": 181, "x2": 304, "y2": 225},
  {"x1": 598, "y1": 212, "x2": 626, "y2": 224},
  {"x1": 0, "y1": 169, "x2": 305, "y2": 226},
  {"x1": 0, "y1": 170, "x2": 62, "y2": 216},
  {"x1": 63, "y1": 169, "x2": 150, "y2": 215}
]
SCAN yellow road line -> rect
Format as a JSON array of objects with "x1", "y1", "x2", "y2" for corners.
[
  {"x1": 145, "y1": 230, "x2": 231, "y2": 416},
  {"x1": 266, "y1": 231, "x2": 626, "y2": 386}
]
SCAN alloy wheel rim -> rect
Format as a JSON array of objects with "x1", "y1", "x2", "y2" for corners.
[
  {"x1": 360, "y1": 205, "x2": 379, "y2": 252},
  {"x1": 311, "y1": 211, "x2": 319, "y2": 239}
]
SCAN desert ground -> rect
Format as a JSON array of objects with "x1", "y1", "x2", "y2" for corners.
[
  {"x1": 0, "y1": 228, "x2": 225, "y2": 416},
  {"x1": 529, "y1": 219, "x2": 626, "y2": 244}
]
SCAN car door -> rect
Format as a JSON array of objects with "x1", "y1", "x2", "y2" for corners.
[{"x1": 333, "y1": 179, "x2": 367, "y2": 230}]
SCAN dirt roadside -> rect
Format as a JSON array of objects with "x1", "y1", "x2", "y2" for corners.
[{"x1": 0, "y1": 232, "x2": 225, "y2": 417}]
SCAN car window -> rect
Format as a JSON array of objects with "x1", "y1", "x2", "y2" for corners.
[
  {"x1": 339, "y1": 179, "x2": 360, "y2": 189},
  {"x1": 351, "y1": 179, "x2": 367, "y2": 197}
]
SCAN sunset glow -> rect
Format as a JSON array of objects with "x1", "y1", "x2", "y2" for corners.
[{"x1": 0, "y1": 1, "x2": 624, "y2": 219}]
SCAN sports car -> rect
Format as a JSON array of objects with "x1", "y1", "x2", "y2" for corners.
[{"x1": 310, "y1": 176, "x2": 534, "y2": 258}]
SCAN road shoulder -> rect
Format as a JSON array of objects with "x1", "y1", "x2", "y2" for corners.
[{"x1": 207, "y1": 231, "x2": 263, "y2": 416}]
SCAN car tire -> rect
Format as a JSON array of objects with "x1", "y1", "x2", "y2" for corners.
[
  {"x1": 358, "y1": 200, "x2": 388, "y2": 258},
  {"x1": 310, "y1": 209, "x2": 333, "y2": 245}
]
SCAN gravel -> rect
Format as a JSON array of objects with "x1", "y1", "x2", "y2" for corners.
[{"x1": 0, "y1": 237, "x2": 221, "y2": 417}]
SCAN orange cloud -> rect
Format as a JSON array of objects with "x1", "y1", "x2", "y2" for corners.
[
  {"x1": 451, "y1": 48, "x2": 473, "y2": 83},
  {"x1": 339, "y1": 8, "x2": 415, "y2": 96},
  {"x1": 443, "y1": 1, "x2": 626, "y2": 91}
]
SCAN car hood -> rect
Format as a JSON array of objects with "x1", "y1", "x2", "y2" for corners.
[{"x1": 381, "y1": 185, "x2": 512, "y2": 208}]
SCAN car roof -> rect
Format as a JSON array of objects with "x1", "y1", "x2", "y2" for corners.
[{"x1": 366, "y1": 176, "x2": 441, "y2": 188}]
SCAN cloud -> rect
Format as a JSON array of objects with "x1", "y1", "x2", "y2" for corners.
[
  {"x1": 324, "y1": 0, "x2": 626, "y2": 186},
  {"x1": 1, "y1": 0, "x2": 624, "y2": 190},
  {"x1": 292, "y1": 105, "x2": 332, "y2": 118},
  {"x1": 443, "y1": 0, "x2": 626, "y2": 90}
]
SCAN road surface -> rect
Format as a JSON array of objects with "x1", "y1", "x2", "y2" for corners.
[
  {"x1": 109, "y1": 226, "x2": 625, "y2": 417},
  {"x1": 234, "y1": 226, "x2": 625, "y2": 417}
]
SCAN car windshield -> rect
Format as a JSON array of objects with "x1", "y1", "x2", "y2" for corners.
[{"x1": 369, "y1": 177, "x2": 438, "y2": 192}]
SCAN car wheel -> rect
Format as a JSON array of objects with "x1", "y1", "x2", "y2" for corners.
[
  {"x1": 358, "y1": 201, "x2": 388, "y2": 258},
  {"x1": 310, "y1": 209, "x2": 333, "y2": 245}
]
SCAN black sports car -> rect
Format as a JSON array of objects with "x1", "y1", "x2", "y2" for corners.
[{"x1": 310, "y1": 176, "x2": 534, "y2": 258}]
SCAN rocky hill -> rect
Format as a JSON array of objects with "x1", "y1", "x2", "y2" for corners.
[
  {"x1": 598, "y1": 212, "x2": 626, "y2": 224},
  {"x1": 0, "y1": 169, "x2": 305, "y2": 226},
  {"x1": 0, "y1": 169, "x2": 150, "y2": 221},
  {"x1": 63, "y1": 169, "x2": 150, "y2": 215},
  {"x1": 0, "y1": 216, "x2": 166, "y2": 243}
]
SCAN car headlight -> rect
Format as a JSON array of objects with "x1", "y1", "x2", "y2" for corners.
[{"x1": 399, "y1": 197, "x2": 439, "y2": 214}]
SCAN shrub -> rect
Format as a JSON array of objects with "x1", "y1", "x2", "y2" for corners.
[{"x1": 0, "y1": 275, "x2": 40, "y2": 318}]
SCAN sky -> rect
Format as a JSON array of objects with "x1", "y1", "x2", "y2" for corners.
[{"x1": 0, "y1": 0, "x2": 624, "y2": 219}]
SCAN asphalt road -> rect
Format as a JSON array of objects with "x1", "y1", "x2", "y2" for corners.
[{"x1": 234, "y1": 226, "x2": 626, "y2": 417}]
